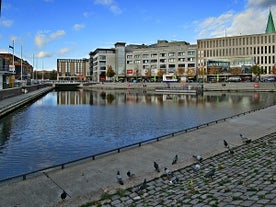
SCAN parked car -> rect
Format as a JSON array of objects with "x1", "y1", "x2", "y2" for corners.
[
  {"x1": 226, "y1": 76, "x2": 241, "y2": 82},
  {"x1": 262, "y1": 77, "x2": 275, "y2": 82}
]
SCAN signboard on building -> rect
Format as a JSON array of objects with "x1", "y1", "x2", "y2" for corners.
[
  {"x1": 9, "y1": 65, "x2": 15, "y2": 73},
  {"x1": 127, "y1": 70, "x2": 133, "y2": 75}
]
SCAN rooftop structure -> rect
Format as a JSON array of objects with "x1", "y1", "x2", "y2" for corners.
[{"x1": 266, "y1": 10, "x2": 276, "y2": 34}]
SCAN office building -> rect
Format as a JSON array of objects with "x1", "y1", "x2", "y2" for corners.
[
  {"x1": 90, "y1": 40, "x2": 197, "y2": 82},
  {"x1": 57, "y1": 58, "x2": 90, "y2": 81},
  {"x1": 89, "y1": 48, "x2": 116, "y2": 82},
  {"x1": 197, "y1": 10, "x2": 276, "y2": 82}
]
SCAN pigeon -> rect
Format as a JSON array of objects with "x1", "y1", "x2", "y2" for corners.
[
  {"x1": 60, "y1": 190, "x2": 67, "y2": 200},
  {"x1": 172, "y1": 154, "x2": 178, "y2": 165},
  {"x1": 193, "y1": 155, "x2": 203, "y2": 162},
  {"x1": 135, "y1": 178, "x2": 147, "y2": 194},
  {"x1": 116, "y1": 171, "x2": 124, "y2": 185},
  {"x1": 228, "y1": 148, "x2": 234, "y2": 155},
  {"x1": 127, "y1": 170, "x2": 135, "y2": 178},
  {"x1": 169, "y1": 175, "x2": 179, "y2": 184},
  {"x1": 240, "y1": 134, "x2": 252, "y2": 144},
  {"x1": 224, "y1": 140, "x2": 229, "y2": 148},
  {"x1": 204, "y1": 168, "x2": 215, "y2": 180},
  {"x1": 193, "y1": 163, "x2": 201, "y2": 172},
  {"x1": 164, "y1": 167, "x2": 173, "y2": 178},
  {"x1": 154, "y1": 161, "x2": 160, "y2": 172}
]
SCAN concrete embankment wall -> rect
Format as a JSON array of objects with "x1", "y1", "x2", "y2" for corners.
[
  {"x1": 0, "y1": 86, "x2": 54, "y2": 118},
  {"x1": 84, "y1": 82, "x2": 276, "y2": 92},
  {"x1": 203, "y1": 82, "x2": 276, "y2": 92},
  {"x1": 0, "y1": 84, "x2": 49, "y2": 101}
]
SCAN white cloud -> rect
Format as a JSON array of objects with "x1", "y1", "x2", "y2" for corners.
[
  {"x1": 36, "y1": 51, "x2": 53, "y2": 58},
  {"x1": 195, "y1": 1, "x2": 276, "y2": 39},
  {"x1": 0, "y1": 19, "x2": 13, "y2": 27},
  {"x1": 197, "y1": 11, "x2": 234, "y2": 38},
  {"x1": 73, "y1": 24, "x2": 85, "y2": 31},
  {"x1": 49, "y1": 30, "x2": 66, "y2": 40},
  {"x1": 247, "y1": 0, "x2": 276, "y2": 8},
  {"x1": 94, "y1": 0, "x2": 122, "y2": 14},
  {"x1": 58, "y1": 48, "x2": 71, "y2": 54},
  {"x1": 34, "y1": 30, "x2": 66, "y2": 48},
  {"x1": 35, "y1": 33, "x2": 48, "y2": 49}
]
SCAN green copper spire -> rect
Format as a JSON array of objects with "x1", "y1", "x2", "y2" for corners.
[{"x1": 265, "y1": 10, "x2": 275, "y2": 33}]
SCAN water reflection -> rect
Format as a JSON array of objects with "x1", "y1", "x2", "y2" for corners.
[
  {"x1": 0, "y1": 89, "x2": 275, "y2": 179},
  {"x1": 56, "y1": 89, "x2": 275, "y2": 109}
]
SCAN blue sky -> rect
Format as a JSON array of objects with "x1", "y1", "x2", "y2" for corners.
[{"x1": 0, "y1": 0, "x2": 275, "y2": 70}]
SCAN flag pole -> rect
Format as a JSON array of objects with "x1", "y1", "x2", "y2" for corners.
[
  {"x1": 20, "y1": 44, "x2": 23, "y2": 82},
  {"x1": 12, "y1": 40, "x2": 14, "y2": 66}
]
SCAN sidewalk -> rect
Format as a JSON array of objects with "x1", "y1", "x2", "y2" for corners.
[{"x1": 0, "y1": 104, "x2": 275, "y2": 207}]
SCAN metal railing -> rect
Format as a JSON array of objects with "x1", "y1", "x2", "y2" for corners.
[{"x1": 0, "y1": 105, "x2": 271, "y2": 184}]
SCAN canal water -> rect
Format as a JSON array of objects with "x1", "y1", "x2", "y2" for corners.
[{"x1": 0, "y1": 90, "x2": 275, "y2": 180}]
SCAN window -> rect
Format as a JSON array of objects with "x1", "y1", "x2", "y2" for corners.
[
  {"x1": 151, "y1": 54, "x2": 157, "y2": 58},
  {"x1": 134, "y1": 54, "x2": 141, "y2": 58},
  {"x1": 127, "y1": 55, "x2": 133, "y2": 59},
  {"x1": 134, "y1": 60, "x2": 141, "y2": 64},
  {"x1": 143, "y1": 65, "x2": 149, "y2": 69},
  {"x1": 168, "y1": 52, "x2": 175, "y2": 57},
  {"x1": 188, "y1": 51, "x2": 195, "y2": 55},
  {"x1": 143, "y1": 54, "x2": 149, "y2": 58},
  {"x1": 168, "y1": 58, "x2": 175, "y2": 63},
  {"x1": 160, "y1": 53, "x2": 166, "y2": 57},
  {"x1": 178, "y1": 52, "x2": 185, "y2": 56},
  {"x1": 99, "y1": 55, "x2": 106, "y2": 60}
]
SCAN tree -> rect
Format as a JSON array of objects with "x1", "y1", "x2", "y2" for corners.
[
  {"x1": 272, "y1": 64, "x2": 276, "y2": 74},
  {"x1": 229, "y1": 67, "x2": 242, "y2": 75},
  {"x1": 145, "y1": 69, "x2": 152, "y2": 79},
  {"x1": 250, "y1": 64, "x2": 263, "y2": 81},
  {"x1": 208, "y1": 66, "x2": 221, "y2": 75},
  {"x1": 49, "y1": 70, "x2": 57, "y2": 80},
  {"x1": 176, "y1": 67, "x2": 184, "y2": 76},
  {"x1": 157, "y1": 69, "x2": 164, "y2": 78},
  {"x1": 106, "y1": 65, "x2": 115, "y2": 80}
]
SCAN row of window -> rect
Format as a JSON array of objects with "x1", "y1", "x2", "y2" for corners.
[
  {"x1": 201, "y1": 45, "x2": 275, "y2": 58},
  {"x1": 58, "y1": 62, "x2": 86, "y2": 73},
  {"x1": 139, "y1": 63, "x2": 195, "y2": 70},
  {"x1": 126, "y1": 51, "x2": 195, "y2": 59},
  {"x1": 126, "y1": 57, "x2": 195, "y2": 64},
  {"x1": 199, "y1": 34, "x2": 276, "y2": 48}
]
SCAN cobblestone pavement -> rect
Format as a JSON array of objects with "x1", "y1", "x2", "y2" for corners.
[{"x1": 85, "y1": 132, "x2": 276, "y2": 207}]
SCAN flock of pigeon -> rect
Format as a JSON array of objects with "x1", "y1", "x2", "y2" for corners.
[
  {"x1": 115, "y1": 134, "x2": 252, "y2": 195},
  {"x1": 46, "y1": 133, "x2": 252, "y2": 201}
]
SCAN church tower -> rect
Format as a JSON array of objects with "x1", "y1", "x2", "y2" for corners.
[{"x1": 265, "y1": 10, "x2": 275, "y2": 33}]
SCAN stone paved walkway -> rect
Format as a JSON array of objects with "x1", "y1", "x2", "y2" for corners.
[{"x1": 84, "y1": 132, "x2": 276, "y2": 207}]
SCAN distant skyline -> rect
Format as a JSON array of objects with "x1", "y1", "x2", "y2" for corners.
[{"x1": 0, "y1": 0, "x2": 275, "y2": 70}]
